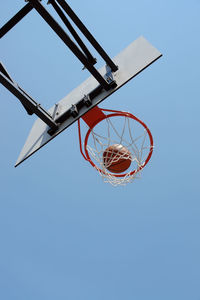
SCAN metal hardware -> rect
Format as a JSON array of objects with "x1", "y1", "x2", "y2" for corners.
[
  {"x1": 83, "y1": 94, "x2": 92, "y2": 107},
  {"x1": 70, "y1": 104, "x2": 78, "y2": 118}
]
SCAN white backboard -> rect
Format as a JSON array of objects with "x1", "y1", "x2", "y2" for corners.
[{"x1": 16, "y1": 36, "x2": 162, "y2": 166}]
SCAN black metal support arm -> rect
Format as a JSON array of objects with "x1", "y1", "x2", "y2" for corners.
[
  {"x1": 0, "y1": 3, "x2": 33, "y2": 38},
  {"x1": 0, "y1": 62, "x2": 14, "y2": 83},
  {"x1": 0, "y1": 71, "x2": 58, "y2": 131},
  {"x1": 0, "y1": 0, "x2": 118, "y2": 131},
  {"x1": 55, "y1": 0, "x2": 118, "y2": 72},
  {"x1": 48, "y1": 0, "x2": 96, "y2": 65},
  {"x1": 1, "y1": 0, "x2": 118, "y2": 92},
  {"x1": 28, "y1": 0, "x2": 111, "y2": 91}
]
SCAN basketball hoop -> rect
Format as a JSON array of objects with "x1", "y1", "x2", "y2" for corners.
[{"x1": 78, "y1": 107, "x2": 153, "y2": 186}]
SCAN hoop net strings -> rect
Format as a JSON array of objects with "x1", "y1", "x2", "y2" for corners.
[
  {"x1": 88, "y1": 117, "x2": 147, "y2": 180},
  {"x1": 78, "y1": 111, "x2": 152, "y2": 186}
]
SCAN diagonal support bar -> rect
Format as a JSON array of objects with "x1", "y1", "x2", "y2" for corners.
[
  {"x1": 0, "y1": 62, "x2": 33, "y2": 115},
  {"x1": 28, "y1": 0, "x2": 111, "y2": 91},
  {"x1": 48, "y1": 0, "x2": 96, "y2": 65},
  {"x1": 0, "y1": 72, "x2": 58, "y2": 131},
  {"x1": 0, "y1": 62, "x2": 14, "y2": 83},
  {"x1": 0, "y1": 3, "x2": 33, "y2": 38},
  {"x1": 55, "y1": 0, "x2": 118, "y2": 72}
]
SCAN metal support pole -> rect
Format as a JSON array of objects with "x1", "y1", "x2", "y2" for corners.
[
  {"x1": 0, "y1": 3, "x2": 33, "y2": 38},
  {"x1": 0, "y1": 62, "x2": 14, "y2": 83},
  {"x1": 55, "y1": 0, "x2": 118, "y2": 72},
  {"x1": 28, "y1": 0, "x2": 111, "y2": 90},
  {"x1": 48, "y1": 0, "x2": 96, "y2": 65},
  {"x1": 0, "y1": 72, "x2": 58, "y2": 131}
]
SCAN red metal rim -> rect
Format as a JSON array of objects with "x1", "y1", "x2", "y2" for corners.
[{"x1": 83, "y1": 111, "x2": 154, "y2": 178}]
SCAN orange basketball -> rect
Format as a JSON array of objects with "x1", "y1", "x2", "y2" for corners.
[{"x1": 103, "y1": 144, "x2": 132, "y2": 173}]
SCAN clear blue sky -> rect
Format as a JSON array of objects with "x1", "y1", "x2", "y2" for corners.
[{"x1": 1, "y1": 0, "x2": 200, "y2": 299}]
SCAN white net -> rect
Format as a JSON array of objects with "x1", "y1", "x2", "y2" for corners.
[{"x1": 80, "y1": 111, "x2": 153, "y2": 186}]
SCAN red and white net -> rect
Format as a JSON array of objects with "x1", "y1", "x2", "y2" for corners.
[{"x1": 79, "y1": 109, "x2": 153, "y2": 186}]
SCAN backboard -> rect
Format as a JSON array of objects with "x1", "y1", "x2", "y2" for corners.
[{"x1": 16, "y1": 36, "x2": 162, "y2": 166}]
